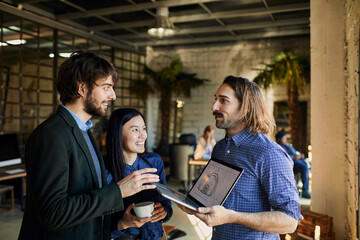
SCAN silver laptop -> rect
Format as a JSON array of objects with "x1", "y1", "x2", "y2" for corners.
[{"x1": 154, "y1": 158, "x2": 244, "y2": 211}]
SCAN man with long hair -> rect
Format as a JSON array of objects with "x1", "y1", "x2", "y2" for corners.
[
  {"x1": 18, "y1": 51, "x2": 159, "y2": 240},
  {"x1": 179, "y1": 76, "x2": 302, "y2": 239}
]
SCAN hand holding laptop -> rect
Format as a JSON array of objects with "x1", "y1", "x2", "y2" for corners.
[
  {"x1": 154, "y1": 158, "x2": 243, "y2": 211},
  {"x1": 195, "y1": 205, "x2": 229, "y2": 227},
  {"x1": 175, "y1": 203, "x2": 232, "y2": 227}
]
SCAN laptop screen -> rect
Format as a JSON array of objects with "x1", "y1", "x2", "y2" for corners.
[
  {"x1": 0, "y1": 133, "x2": 22, "y2": 167},
  {"x1": 188, "y1": 158, "x2": 243, "y2": 207}
]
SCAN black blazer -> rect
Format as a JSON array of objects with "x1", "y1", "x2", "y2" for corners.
[{"x1": 18, "y1": 106, "x2": 124, "y2": 240}]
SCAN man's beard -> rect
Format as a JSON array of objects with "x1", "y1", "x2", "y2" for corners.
[
  {"x1": 213, "y1": 111, "x2": 242, "y2": 130},
  {"x1": 84, "y1": 94, "x2": 106, "y2": 117}
]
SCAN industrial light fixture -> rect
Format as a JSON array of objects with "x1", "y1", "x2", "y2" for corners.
[
  {"x1": 49, "y1": 52, "x2": 72, "y2": 58},
  {"x1": 0, "y1": 39, "x2": 26, "y2": 47},
  {"x1": 148, "y1": 7, "x2": 175, "y2": 38}
]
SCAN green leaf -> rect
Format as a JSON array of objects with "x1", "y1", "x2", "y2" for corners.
[{"x1": 253, "y1": 50, "x2": 310, "y2": 91}]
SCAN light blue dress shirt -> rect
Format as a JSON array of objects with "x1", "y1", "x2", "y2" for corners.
[{"x1": 61, "y1": 105, "x2": 103, "y2": 188}]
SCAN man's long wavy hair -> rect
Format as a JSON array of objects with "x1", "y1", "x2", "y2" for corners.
[{"x1": 223, "y1": 76, "x2": 275, "y2": 134}]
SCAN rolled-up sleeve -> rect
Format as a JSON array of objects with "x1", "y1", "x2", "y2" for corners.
[{"x1": 260, "y1": 149, "x2": 303, "y2": 220}]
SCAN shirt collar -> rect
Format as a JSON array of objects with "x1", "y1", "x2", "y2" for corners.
[
  {"x1": 228, "y1": 128, "x2": 251, "y2": 147},
  {"x1": 61, "y1": 105, "x2": 93, "y2": 131},
  {"x1": 126, "y1": 155, "x2": 140, "y2": 170}
]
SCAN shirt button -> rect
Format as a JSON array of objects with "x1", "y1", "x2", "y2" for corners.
[{"x1": 227, "y1": 150, "x2": 230, "y2": 153}]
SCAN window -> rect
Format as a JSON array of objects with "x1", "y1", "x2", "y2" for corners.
[{"x1": 0, "y1": 11, "x2": 145, "y2": 154}]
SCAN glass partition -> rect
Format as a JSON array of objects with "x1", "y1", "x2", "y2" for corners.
[{"x1": 0, "y1": 10, "x2": 145, "y2": 153}]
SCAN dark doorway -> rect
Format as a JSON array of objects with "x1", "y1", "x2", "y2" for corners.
[{"x1": 274, "y1": 101, "x2": 308, "y2": 155}]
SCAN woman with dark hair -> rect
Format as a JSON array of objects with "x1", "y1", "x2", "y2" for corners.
[{"x1": 105, "y1": 108, "x2": 172, "y2": 240}]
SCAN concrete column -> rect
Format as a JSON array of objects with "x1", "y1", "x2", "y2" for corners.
[{"x1": 311, "y1": 0, "x2": 359, "y2": 238}]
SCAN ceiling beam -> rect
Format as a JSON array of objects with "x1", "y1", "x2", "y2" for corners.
[
  {"x1": 91, "y1": 3, "x2": 309, "y2": 31},
  {"x1": 132, "y1": 28, "x2": 310, "y2": 47},
  {"x1": 12, "y1": 0, "x2": 48, "y2": 3},
  {"x1": 262, "y1": 0, "x2": 276, "y2": 23},
  {"x1": 170, "y1": 3, "x2": 309, "y2": 22},
  {"x1": 117, "y1": 18, "x2": 309, "y2": 39},
  {"x1": 126, "y1": 0, "x2": 156, "y2": 17},
  {"x1": 59, "y1": 0, "x2": 118, "y2": 25},
  {"x1": 0, "y1": 2, "x2": 136, "y2": 50},
  {"x1": 92, "y1": 20, "x2": 149, "y2": 31},
  {"x1": 56, "y1": 0, "x2": 222, "y2": 20},
  {"x1": 198, "y1": 2, "x2": 235, "y2": 36},
  {"x1": 19, "y1": 3, "x2": 89, "y2": 30},
  {"x1": 0, "y1": 1, "x2": 310, "y2": 50}
]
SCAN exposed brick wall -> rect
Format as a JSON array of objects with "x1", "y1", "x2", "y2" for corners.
[
  {"x1": 344, "y1": 0, "x2": 360, "y2": 238},
  {"x1": 147, "y1": 37, "x2": 309, "y2": 149},
  {"x1": 311, "y1": 0, "x2": 360, "y2": 238}
]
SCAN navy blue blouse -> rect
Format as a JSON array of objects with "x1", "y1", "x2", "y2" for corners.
[{"x1": 106, "y1": 152, "x2": 172, "y2": 240}]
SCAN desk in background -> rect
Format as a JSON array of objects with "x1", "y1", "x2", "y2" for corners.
[
  {"x1": 188, "y1": 159, "x2": 208, "y2": 189},
  {"x1": 0, "y1": 164, "x2": 26, "y2": 210}
]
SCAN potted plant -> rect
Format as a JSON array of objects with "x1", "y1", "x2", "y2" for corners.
[
  {"x1": 130, "y1": 55, "x2": 208, "y2": 154},
  {"x1": 253, "y1": 50, "x2": 310, "y2": 151}
]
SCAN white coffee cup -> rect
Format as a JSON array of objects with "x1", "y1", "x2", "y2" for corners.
[{"x1": 133, "y1": 201, "x2": 154, "y2": 218}]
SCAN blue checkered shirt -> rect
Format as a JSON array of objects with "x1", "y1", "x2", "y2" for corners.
[{"x1": 211, "y1": 129, "x2": 303, "y2": 240}]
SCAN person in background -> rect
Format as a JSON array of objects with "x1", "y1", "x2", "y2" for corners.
[
  {"x1": 275, "y1": 130, "x2": 311, "y2": 199},
  {"x1": 177, "y1": 76, "x2": 302, "y2": 239},
  {"x1": 194, "y1": 125, "x2": 216, "y2": 160},
  {"x1": 18, "y1": 51, "x2": 159, "y2": 240},
  {"x1": 105, "y1": 108, "x2": 172, "y2": 240}
]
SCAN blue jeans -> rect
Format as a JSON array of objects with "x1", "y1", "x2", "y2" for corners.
[{"x1": 293, "y1": 159, "x2": 309, "y2": 191}]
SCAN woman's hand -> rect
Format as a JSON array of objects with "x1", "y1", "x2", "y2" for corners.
[
  {"x1": 150, "y1": 203, "x2": 168, "y2": 223},
  {"x1": 118, "y1": 203, "x2": 152, "y2": 230},
  {"x1": 205, "y1": 133, "x2": 211, "y2": 143}
]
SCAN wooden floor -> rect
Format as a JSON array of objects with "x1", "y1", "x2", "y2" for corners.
[{"x1": 0, "y1": 179, "x2": 311, "y2": 240}]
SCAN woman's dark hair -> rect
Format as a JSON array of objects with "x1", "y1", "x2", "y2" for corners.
[
  {"x1": 275, "y1": 130, "x2": 286, "y2": 142},
  {"x1": 56, "y1": 50, "x2": 118, "y2": 105},
  {"x1": 223, "y1": 76, "x2": 275, "y2": 134},
  {"x1": 105, "y1": 108, "x2": 146, "y2": 182}
]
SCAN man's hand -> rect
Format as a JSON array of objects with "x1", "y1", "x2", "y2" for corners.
[
  {"x1": 118, "y1": 204, "x2": 151, "y2": 230},
  {"x1": 195, "y1": 205, "x2": 231, "y2": 227},
  {"x1": 196, "y1": 208, "x2": 298, "y2": 234},
  {"x1": 150, "y1": 203, "x2": 167, "y2": 223},
  {"x1": 117, "y1": 168, "x2": 159, "y2": 198}
]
